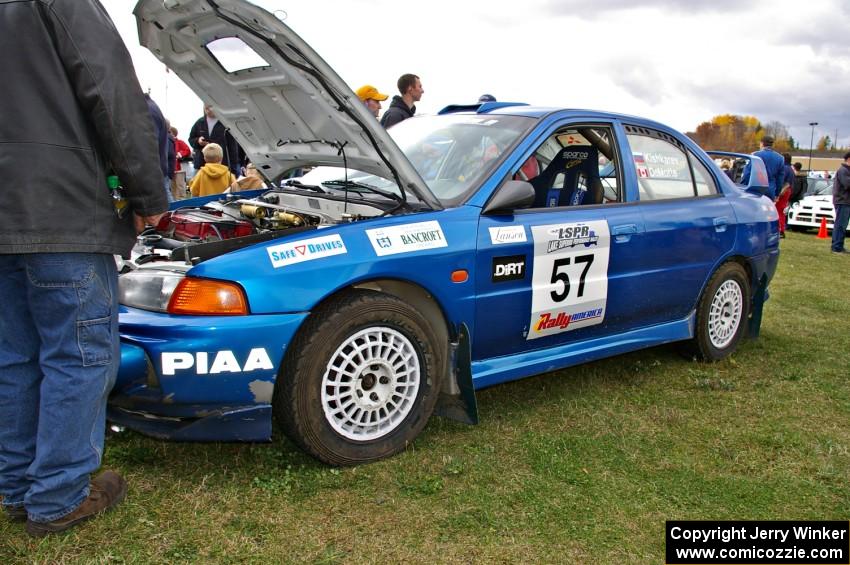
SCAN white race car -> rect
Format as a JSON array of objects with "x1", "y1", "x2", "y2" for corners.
[{"x1": 787, "y1": 178, "x2": 846, "y2": 232}]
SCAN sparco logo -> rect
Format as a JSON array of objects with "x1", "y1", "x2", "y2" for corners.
[
  {"x1": 561, "y1": 151, "x2": 589, "y2": 160},
  {"x1": 491, "y1": 255, "x2": 526, "y2": 282}
]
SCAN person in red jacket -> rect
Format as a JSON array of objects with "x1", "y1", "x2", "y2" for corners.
[
  {"x1": 775, "y1": 153, "x2": 795, "y2": 238},
  {"x1": 169, "y1": 126, "x2": 192, "y2": 199}
]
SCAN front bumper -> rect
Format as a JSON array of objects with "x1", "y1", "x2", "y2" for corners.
[
  {"x1": 108, "y1": 306, "x2": 309, "y2": 441},
  {"x1": 787, "y1": 202, "x2": 835, "y2": 229}
]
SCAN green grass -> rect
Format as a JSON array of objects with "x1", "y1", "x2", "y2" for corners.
[{"x1": 3, "y1": 231, "x2": 849, "y2": 564}]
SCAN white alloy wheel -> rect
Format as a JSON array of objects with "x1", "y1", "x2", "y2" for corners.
[
  {"x1": 707, "y1": 279, "x2": 743, "y2": 349},
  {"x1": 321, "y1": 326, "x2": 421, "y2": 441}
]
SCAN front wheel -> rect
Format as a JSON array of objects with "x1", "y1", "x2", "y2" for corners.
[
  {"x1": 682, "y1": 262, "x2": 750, "y2": 361},
  {"x1": 274, "y1": 290, "x2": 443, "y2": 465}
]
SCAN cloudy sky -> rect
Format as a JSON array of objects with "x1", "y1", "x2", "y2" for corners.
[{"x1": 102, "y1": 0, "x2": 850, "y2": 150}]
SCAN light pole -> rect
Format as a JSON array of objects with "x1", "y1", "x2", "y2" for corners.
[{"x1": 808, "y1": 121, "x2": 818, "y2": 172}]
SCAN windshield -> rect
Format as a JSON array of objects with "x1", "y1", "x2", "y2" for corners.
[
  {"x1": 283, "y1": 114, "x2": 533, "y2": 207},
  {"x1": 389, "y1": 114, "x2": 533, "y2": 204},
  {"x1": 805, "y1": 178, "x2": 832, "y2": 196}
]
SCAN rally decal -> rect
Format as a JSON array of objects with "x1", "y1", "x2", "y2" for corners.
[
  {"x1": 366, "y1": 221, "x2": 447, "y2": 257},
  {"x1": 489, "y1": 225, "x2": 527, "y2": 245},
  {"x1": 527, "y1": 220, "x2": 610, "y2": 340},
  {"x1": 267, "y1": 234, "x2": 346, "y2": 268}
]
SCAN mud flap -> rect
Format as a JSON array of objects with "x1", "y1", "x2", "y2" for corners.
[
  {"x1": 748, "y1": 276, "x2": 767, "y2": 339},
  {"x1": 434, "y1": 323, "x2": 479, "y2": 425}
]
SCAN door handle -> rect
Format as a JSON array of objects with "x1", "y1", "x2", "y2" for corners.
[
  {"x1": 611, "y1": 223, "x2": 637, "y2": 243},
  {"x1": 713, "y1": 216, "x2": 729, "y2": 233}
]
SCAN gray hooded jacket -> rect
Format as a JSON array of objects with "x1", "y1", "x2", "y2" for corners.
[{"x1": 834, "y1": 163, "x2": 850, "y2": 207}]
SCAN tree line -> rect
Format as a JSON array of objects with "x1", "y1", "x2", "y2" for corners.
[{"x1": 686, "y1": 114, "x2": 840, "y2": 153}]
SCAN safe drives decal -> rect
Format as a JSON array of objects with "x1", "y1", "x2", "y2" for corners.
[
  {"x1": 267, "y1": 233, "x2": 347, "y2": 268},
  {"x1": 527, "y1": 220, "x2": 610, "y2": 340},
  {"x1": 366, "y1": 220, "x2": 448, "y2": 257}
]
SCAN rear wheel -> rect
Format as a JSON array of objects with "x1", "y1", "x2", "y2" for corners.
[
  {"x1": 682, "y1": 262, "x2": 750, "y2": 361},
  {"x1": 274, "y1": 290, "x2": 442, "y2": 465}
]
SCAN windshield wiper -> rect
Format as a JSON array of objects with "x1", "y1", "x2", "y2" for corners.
[
  {"x1": 282, "y1": 179, "x2": 326, "y2": 193},
  {"x1": 322, "y1": 180, "x2": 406, "y2": 206}
]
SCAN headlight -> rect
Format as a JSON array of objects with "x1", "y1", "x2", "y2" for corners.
[
  {"x1": 119, "y1": 269, "x2": 185, "y2": 312},
  {"x1": 119, "y1": 269, "x2": 248, "y2": 315}
]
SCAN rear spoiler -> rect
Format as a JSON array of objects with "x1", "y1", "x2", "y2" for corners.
[{"x1": 439, "y1": 102, "x2": 529, "y2": 115}]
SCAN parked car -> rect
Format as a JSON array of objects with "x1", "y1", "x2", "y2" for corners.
[
  {"x1": 786, "y1": 178, "x2": 846, "y2": 232},
  {"x1": 115, "y1": 0, "x2": 779, "y2": 465}
]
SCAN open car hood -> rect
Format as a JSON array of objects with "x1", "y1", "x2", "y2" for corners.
[{"x1": 134, "y1": 0, "x2": 441, "y2": 209}]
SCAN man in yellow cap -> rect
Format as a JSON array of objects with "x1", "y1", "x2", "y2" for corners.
[{"x1": 355, "y1": 84, "x2": 389, "y2": 118}]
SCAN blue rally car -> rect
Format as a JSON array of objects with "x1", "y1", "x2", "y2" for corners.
[{"x1": 114, "y1": 0, "x2": 780, "y2": 464}]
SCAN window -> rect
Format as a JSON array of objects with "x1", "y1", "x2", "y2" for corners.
[
  {"x1": 690, "y1": 150, "x2": 718, "y2": 196},
  {"x1": 513, "y1": 126, "x2": 621, "y2": 208},
  {"x1": 626, "y1": 130, "x2": 695, "y2": 200}
]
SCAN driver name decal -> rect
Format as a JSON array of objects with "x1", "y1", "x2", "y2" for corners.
[
  {"x1": 366, "y1": 221, "x2": 448, "y2": 256},
  {"x1": 267, "y1": 234, "x2": 347, "y2": 268},
  {"x1": 527, "y1": 220, "x2": 611, "y2": 340}
]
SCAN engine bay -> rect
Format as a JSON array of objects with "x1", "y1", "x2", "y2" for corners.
[{"x1": 128, "y1": 189, "x2": 386, "y2": 267}]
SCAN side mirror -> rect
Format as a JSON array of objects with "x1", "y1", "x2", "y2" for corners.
[{"x1": 483, "y1": 180, "x2": 536, "y2": 215}]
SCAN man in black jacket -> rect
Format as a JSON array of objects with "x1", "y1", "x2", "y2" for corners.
[
  {"x1": 0, "y1": 0, "x2": 168, "y2": 536},
  {"x1": 790, "y1": 162, "x2": 808, "y2": 205},
  {"x1": 380, "y1": 73, "x2": 424, "y2": 128},
  {"x1": 831, "y1": 152, "x2": 850, "y2": 254},
  {"x1": 188, "y1": 104, "x2": 242, "y2": 175}
]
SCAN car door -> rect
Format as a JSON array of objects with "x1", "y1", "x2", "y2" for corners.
[
  {"x1": 473, "y1": 121, "x2": 649, "y2": 360},
  {"x1": 622, "y1": 124, "x2": 737, "y2": 324}
]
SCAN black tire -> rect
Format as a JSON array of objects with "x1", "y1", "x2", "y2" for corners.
[
  {"x1": 274, "y1": 290, "x2": 443, "y2": 465},
  {"x1": 681, "y1": 262, "x2": 750, "y2": 362}
]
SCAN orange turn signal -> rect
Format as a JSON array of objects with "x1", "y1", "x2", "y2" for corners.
[
  {"x1": 451, "y1": 270, "x2": 469, "y2": 283},
  {"x1": 167, "y1": 278, "x2": 248, "y2": 315}
]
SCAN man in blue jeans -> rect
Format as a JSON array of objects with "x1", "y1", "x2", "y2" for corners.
[
  {"x1": 0, "y1": 0, "x2": 167, "y2": 536},
  {"x1": 831, "y1": 152, "x2": 850, "y2": 254}
]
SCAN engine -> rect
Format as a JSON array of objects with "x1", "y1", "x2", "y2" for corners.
[{"x1": 127, "y1": 189, "x2": 383, "y2": 266}]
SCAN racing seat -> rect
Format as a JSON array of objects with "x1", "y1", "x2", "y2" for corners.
[{"x1": 530, "y1": 144, "x2": 604, "y2": 207}]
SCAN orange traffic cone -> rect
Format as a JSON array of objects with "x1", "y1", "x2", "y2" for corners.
[{"x1": 817, "y1": 217, "x2": 829, "y2": 239}]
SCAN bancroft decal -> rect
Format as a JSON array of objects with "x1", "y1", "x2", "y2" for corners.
[
  {"x1": 366, "y1": 221, "x2": 448, "y2": 256},
  {"x1": 488, "y1": 225, "x2": 527, "y2": 245},
  {"x1": 162, "y1": 348, "x2": 274, "y2": 375},
  {"x1": 267, "y1": 234, "x2": 347, "y2": 268}
]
